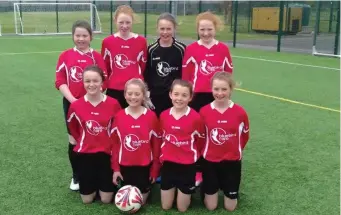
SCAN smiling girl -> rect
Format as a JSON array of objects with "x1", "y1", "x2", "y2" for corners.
[
  {"x1": 55, "y1": 20, "x2": 107, "y2": 191},
  {"x1": 144, "y1": 12, "x2": 186, "y2": 117},
  {"x1": 101, "y1": 5, "x2": 148, "y2": 109},
  {"x1": 159, "y1": 79, "x2": 205, "y2": 212},
  {"x1": 199, "y1": 72, "x2": 249, "y2": 211},
  {"x1": 67, "y1": 65, "x2": 121, "y2": 204},
  {"x1": 111, "y1": 78, "x2": 162, "y2": 205}
]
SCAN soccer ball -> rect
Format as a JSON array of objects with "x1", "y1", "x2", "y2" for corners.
[{"x1": 114, "y1": 185, "x2": 143, "y2": 213}]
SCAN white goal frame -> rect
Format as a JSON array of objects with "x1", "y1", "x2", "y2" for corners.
[{"x1": 13, "y1": 2, "x2": 102, "y2": 36}]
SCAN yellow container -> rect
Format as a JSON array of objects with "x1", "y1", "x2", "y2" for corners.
[{"x1": 252, "y1": 7, "x2": 302, "y2": 33}]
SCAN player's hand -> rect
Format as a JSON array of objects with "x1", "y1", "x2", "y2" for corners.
[
  {"x1": 113, "y1": 172, "x2": 123, "y2": 185},
  {"x1": 149, "y1": 177, "x2": 155, "y2": 184}
]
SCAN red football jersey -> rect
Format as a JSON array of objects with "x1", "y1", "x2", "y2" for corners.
[
  {"x1": 199, "y1": 101, "x2": 249, "y2": 162},
  {"x1": 55, "y1": 47, "x2": 107, "y2": 99},
  {"x1": 67, "y1": 95, "x2": 121, "y2": 154},
  {"x1": 101, "y1": 34, "x2": 147, "y2": 90},
  {"x1": 182, "y1": 41, "x2": 233, "y2": 93},
  {"x1": 110, "y1": 108, "x2": 162, "y2": 178},
  {"x1": 159, "y1": 107, "x2": 205, "y2": 165}
]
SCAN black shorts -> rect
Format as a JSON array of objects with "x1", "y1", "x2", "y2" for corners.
[
  {"x1": 201, "y1": 159, "x2": 241, "y2": 199},
  {"x1": 62, "y1": 97, "x2": 71, "y2": 134},
  {"x1": 160, "y1": 161, "x2": 196, "y2": 195},
  {"x1": 120, "y1": 164, "x2": 152, "y2": 194},
  {"x1": 190, "y1": 92, "x2": 214, "y2": 112},
  {"x1": 106, "y1": 88, "x2": 128, "y2": 109},
  {"x1": 76, "y1": 152, "x2": 115, "y2": 195},
  {"x1": 150, "y1": 93, "x2": 173, "y2": 117}
]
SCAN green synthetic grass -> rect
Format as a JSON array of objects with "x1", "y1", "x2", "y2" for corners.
[{"x1": 0, "y1": 36, "x2": 340, "y2": 215}]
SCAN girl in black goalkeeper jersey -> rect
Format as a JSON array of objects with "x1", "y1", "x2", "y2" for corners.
[{"x1": 144, "y1": 13, "x2": 186, "y2": 117}]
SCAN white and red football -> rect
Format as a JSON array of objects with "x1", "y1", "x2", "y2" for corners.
[{"x1": 114, "y1": 185, "x2": 143, "y2": 213}]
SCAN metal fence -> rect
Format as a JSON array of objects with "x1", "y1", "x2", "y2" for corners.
[{"x1": 0, "y1": 0, "x2": 340, "y2": 56}]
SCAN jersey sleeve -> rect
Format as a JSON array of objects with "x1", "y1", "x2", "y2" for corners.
[
  {"x1": 138, "y1": 38, "x2": 148, "y2": 76},
  {"x1": 150, "y1": 113, "x2": 162, "y2": 179},
  {"x1": 223, "y1": 45, "x2": 233, "y2": 73},
  {"x1": 182, "y1": 46, "x2": 195, "y2": 83},
  {"x1": 101, "y1": 38, "x2": 113, "y2": 80},
  {"x1": 241, "y1": 109, "x2": 250, "y2": 150},
  {"x1": 66, "y1": 104, "x2": 80, "y2": 141},
  {"x1": 195, "y1": 115, "x2": 206, "y2": 156},
  {"x1": 110, "y1": 121, "x2": 121, "y2": 172},
  {"x1": 55, "y1": 51, "x2": 67, "y2": 90},
  {"x1": 94, "y1": 52, "x2": 109, "y2": 91}
]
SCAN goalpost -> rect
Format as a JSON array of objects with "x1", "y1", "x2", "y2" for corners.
[
  {"x1": 13, "y1": 2, "x2": 102, "y2": 36},
  {"x1": 312, "y1": 1, "x2": 340, "y2": 58}
]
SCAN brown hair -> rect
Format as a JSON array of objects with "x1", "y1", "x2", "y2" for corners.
[
  {"x1": 170, "y1": 79, "x2": 193, "y2": 97},
  {"x1": 83, "y1": 65, "x2": 105, "y2": 82},
  {"x1": 72, "y1": 20, "x2": 93, "y2": 37},
  {"x1": 211, "y1": 72, "x2": 236, "y2": 90},
  {"x1": 114, "y1": 5, "x2": 136, "y2": 22},
  {"x1": 157, "y1": 12, "x2": 177, "y2": 27},
  {"x1": 196, "y1": 11, "x2": 224, "y2": 31},
  {"x1": 124, "y1": 78, "x2": 154, "y2": 109}
]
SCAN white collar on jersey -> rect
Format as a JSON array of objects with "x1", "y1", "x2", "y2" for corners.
[
  {"x1": 125, "y1": 107, "x2": 148, "y2": 116},
  {"x1": 113, "y1": 33, "x2": 138, "y2": 40},
  {"x1": 84, "y1": 94, "x2": 107, "y2": 102},
  {"x1": 197, "y1": 39, "x2": 219, "y2": 46},
  {"x1": 169, "y1": 106, "x2": 191, "y2": 116},
  {"x1": 210, "y1": 101, "x2": 234, "y2": 109},
  {"x1": 73, "y1": 47, "x2": 94, "y2": 55}
]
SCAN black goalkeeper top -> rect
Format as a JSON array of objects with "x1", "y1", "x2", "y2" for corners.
[{"x1": 144, "y1": 38, "x2": 186, "y2": 95}]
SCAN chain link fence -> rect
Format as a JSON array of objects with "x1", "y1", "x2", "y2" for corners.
[{"x1": 0, "y1": 0, "x2": 339, "y2": 56}]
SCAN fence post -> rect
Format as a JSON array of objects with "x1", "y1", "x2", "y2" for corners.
[
  {"x1": 334, "y1": 1, "x2": 340, "y2": 55},
  {"x1": 56, "y1": 0, "x2": 59, "y2": 33},
  {"x1": 313, "y1": 0, "x2": 321, "y2": 49},
  {"x1": 110, "y1": 0, "x2": 113, "y2": 34},
  {"x1": 247, "y1": 1, "x2": 251, "y2": 33},
  {"x1": 169, "y1": 1, "x2": 172, "y2": 13},
  {"x1": 277, "y1": 1, "x2": 285, "y2": 52},
  {"x1": 92, "y1": 0, "x2": 96, "y2": 30},
  {"x1": 144, "y1": 1, "x2": 147, "y2": 38},
  {"x1": 328, "y1": 1, "x2": 333, "y2": 33},
  {"x1": 233, "y1": 0, "x2": 238, "y2": 48},
  {"x1": 197, "y1": 1, "x2": 202, "y2": 40}
]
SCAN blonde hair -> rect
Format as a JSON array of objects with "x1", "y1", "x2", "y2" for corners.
[
  {"x1": 211, "y1": 72, "x2": 236, "y2": 90},
  {"x1": 124, "y1": 78, "x2": 154, "y2": 110},
  {"x1": 114, "y1": 5, "x2": 140, "y2": 24},
  {"x1": 196, "y1": 11, "x2": 224, "y2": 31}
]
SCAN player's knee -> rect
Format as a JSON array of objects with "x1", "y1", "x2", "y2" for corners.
[
  {"x1": 161, "y1": 202, "x2": 172, "y2": 210},
  {"x1": 224, "y1": 198, "x2": 237, "y2": 211},
  {"x1": 100, "y1": 196, "x2": 112, "y2": 204},
  {"x1": 82, "y1": 198, "x2": 94, "y2": 204},
  {"x1": 177, "y1": 204, "x2": 189, "y2": 212},
  {"x1": 205, "y1": 201, "x2": 218, "y2": 211}
]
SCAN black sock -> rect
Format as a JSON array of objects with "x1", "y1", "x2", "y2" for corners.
[{"x1": 68, "y1": 143, "x2": 78, "y2": 181}]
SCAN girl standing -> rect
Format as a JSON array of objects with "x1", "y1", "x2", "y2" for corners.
[
  {"x1": 55, "y1": 20, "x2": 107, "y2": 191},
  {"x1": 144, "y1": 12, "x2": 186, "y2": 117},
  {"x1": 102, "y1": 5, "x2": 148, "y2": 109}
]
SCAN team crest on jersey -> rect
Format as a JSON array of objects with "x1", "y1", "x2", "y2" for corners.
[
  {"x1": 85, "y1": 120, "x2": 106, "y2": 136},
  {"x1": 156, "y1": 62, "x2": 178, "y2": 77},
  {"x1": 114, "y1": 54, "x2": 135, "y2": 69},
  {"x1": 165, "y1": 134, "x2": 188, "y2": 147},
  {"x1": 199, "y1": 60, "x2": 223, "y2": 75},
  {"x1": 124, "y1": 134, "x2": 148, "y2": 151},
  {"x1": 210, "y1": 128, "x2": 236, "y2": 145},
  {"x1": 69, "y1": 66, "x2": 83, "y2": 82}
]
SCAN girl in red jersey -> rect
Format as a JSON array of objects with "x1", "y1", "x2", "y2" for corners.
[
  {"x1": 182, "y1": 11, "x2": 234, "y2": 187},
  {"x1": 159, "y1": 80, "x2": 205, "y2": 212},
  {"x1": 67, "y1": 65, "x2": 121, "y2": 204},
  {"x1": 102, "y1": 5, "x2": 148, "y2": 109},
  {"x1": 111, "y1": 78, "x2": 161, "y2": 205},
  {"x1": 55, "y1": 20, "x2": 107, "y2": 191},
  {"x1": 199, "y1": 72, "x2": 249, "y2": 211}
]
